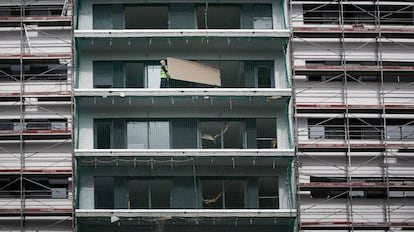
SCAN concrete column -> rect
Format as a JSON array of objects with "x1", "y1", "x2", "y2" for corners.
[
  {"x1": 278, "y1": 173, "x2": 290, "y2": 209},
  {"x1": 276, "y1": 111, "x2": 289, "y2": 149},
  {"x1": 273, "y1": 0, "x2": 285, "y2": 29}
]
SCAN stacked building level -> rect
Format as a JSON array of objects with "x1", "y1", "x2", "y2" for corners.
[
  {"x1": 0, "y1": 0, "x2": 74, "y2": 231},
  {"x1": 291, "y1": 0, "x2": 414, "y2": 231},
  {"x1": 74, "y1": 0, "x2": 296, "y2": 231}
]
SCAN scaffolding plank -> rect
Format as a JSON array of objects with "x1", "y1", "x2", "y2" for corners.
[
  {"x1": 295, "y1": 65, "x2": 414, "y2": 72},
  {"x1": 299, "y1": 182, "x2": 414, "y2": 189},
  {"x1": 294, "y1": 26, "x2": 414, "y2": 34}
]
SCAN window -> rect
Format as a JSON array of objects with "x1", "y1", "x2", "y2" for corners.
[
  {"x1": 256, "y1": 119, "x2": 277, "y2": 148},
  {"x1": 201, "y1": 179, "x2": 245, "y2": 209},
  {"x1": 127, "y1": 121, "x2": 170, "y2": 149},
  {"x1": 128, "y1": 179, "x2": 171, "y2": 209},
  {"x1": 125, "y1": 5, "x2": 168, "y2": 29},
  {"x1": 249, "y1": 4, "x2": 273, "y2": 29},
  {"x1": 402, "y1": 126, "x2": 414, "y2": 140},
  {"x1": 126, "y1": 122, "x2": 147, "y2": 149},
  {"x1": 26, "y1": 120, "x2": 51, "y2": 130},
  {"x1": 197, "y1": 4, "x2": 272, "y2": 29},
  {"x1": 93, "y1": 61, "x2": 161, "y2": 88},
  {"x1": 125, "y1": 62, "x2": 145, "y2": 88},
  {"x1": 93, "y1": 4, "x2": 123, "y2": 29},
  {"x1": 200, "y1": 121, "x2": 244, "y2": 149},
  {"x1": 256, "y1": 66, "x2": 273, "y2": 88},
  {"x1": 93, "y1": 62, "x2": 114, "y2": 88},
  {"x1": 95, "y1": 120, "x2": 112, "y2": 149},
  {"x1": 325, "y1": 126, "x2": 345, "y2": 139},
  {"x1": 95, "y1": 118, "x2": 278, "y2": 149},
  {"x1": 169, "y1": 4, "x2": 196, "y2": 29},
  {"x1": 303, "y1": 4, "x2": 339, "y2": 25},
  {"x1": 309, "y1": 126, "x2": 325, "y2": 140},
  {"x1": 91, "y1": 175, "x2": 281, "y2": 209},
  {"x1": 258, "y1": 177, "x2": 279, "y2": 209},
  {"x1": 93, "y1": 60, "x2": 277, "y2": 88},
  {"x1": 94, "y1": 177, "x2": 114, "y2": 209},
  {"x1": 343, "y1": 5, "x2": 375, "y2": 25},
  {"x1": 0, "y1": 61, "x2": 67, "y2": 82},
  {"x1": 387, "y1": 125, "x2": 414, "y2": 140},
  {"x1": 0, "y1": 120, "x2": 13, "y2": 130},
  {"x1": 308, "y1": 119, "x2": 344, "y2": 140},
  {"x1": 197, "y1": 4, "x2": 241, "y2": 29},
  {"x1": 93, "y1": 4, "x2": 272, "y2": 29},
  {"x1": 0, "y1": 176, "x2": 69, "y2": 199},
  {"x1": 350, "y1": 126, "x2": 381, "y2": 140},
  {"x1": 379, "y1": 5, "x2": 414, "y2": 26}
]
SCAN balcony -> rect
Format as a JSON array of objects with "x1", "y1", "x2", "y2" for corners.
[{"x1": 75, "y1": 154, "x2": 295, "y2": 230}]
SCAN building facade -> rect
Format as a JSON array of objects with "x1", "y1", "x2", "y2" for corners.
[
  {"x1": 291, "y1": 0, "x2": 414, "y2": 231},
  {"x1": 0, "y1": 0, "x2": 73, "y2": 231},
  {"x1": 2, "y1": 0, "x2": 413, "y2": 231},
  {"x1": 74, "y1": 0, "x2": 296, "y2": 231}
]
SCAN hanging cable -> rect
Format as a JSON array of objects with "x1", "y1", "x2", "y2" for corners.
[
  {"x1": 191, "y1": 157, "x2": 199, "y2": 209},
  {"x1": 204, "y1": 0, "x2": 208, "y2": 30}
]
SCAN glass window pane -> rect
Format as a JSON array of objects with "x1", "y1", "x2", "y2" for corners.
[
  {"x1": 197, "y1": 5, "x2": 241, "y2": 29},
  {"x1": 387, "y1": 126, "x2": 401, "y2": 140},
  {"x1": 202, "y1": 179, "x2": 223, "y2": 209},
  {"x1": 93, "y1": 61, "x2": 113, "y2": 88},
  {"x1": 95, "y1": 177, "x2": 114, "y2": 209},
  {"x1": 257, "y1": 66, "x2": 272, "y2": 88},
  {"x1": 149, "y1": 122, "x2": 170, "y2": 149},
  {"x1": 171, "y1": 119, "x2": 198, "y2": 148},
  {"x1": 326, "y1": 126, "x2": 344, "y2": 139},
  {"x1": 93, "y1": 5, "x2": 112, "y2": 29},
  {"x1": 223, "y1": 121, "x2": 244, "y2": 148},
  {"x1": 125, "y1": 62, "x2": 144, "y2": 88},
  {"x1": 125, "y1": 6, "x2": 168, "y2": 29},
  {"x1": 202, "y1": 179, "x2": 245, "y2": 209},
  {"x1": 253, "y1": 4, "x2": 272, "y2": 29},
  {"x1": 256, "y1": 119, "x2": 277, "y2": 148},
  {"x1": 127, "y1": 122, "x2": 148, "y2": 149},
  {"x1": 128, "y1": 180, "x2": 149, "y2": 209},
  {"x1": 200, "y1": 121, "x2": 222, "y2": 148},
  {"x1": 169, "y1": 4, "x2": 196, "y2": 29},
  {"x1": 309, "y1": 126, "x2": 324, "y2": 140},
  {"x1": 95, "y1": 120, "x2": 112, "y2": 149},
  {"x1": 224, "y1": 180, "x2": 245, "y2": 209},
  {"x1": 258, "y1": 177, "x2": 278, "y2": 209},
  {"x1": 402, "y1": 126, "x2": 414, "y2": 140},
  {"x1": 146, "y1": 65, "x2": 161, "y2": 88},
  {"x1": 151, "y1": 180, "x2": 171, "y2": 208}
]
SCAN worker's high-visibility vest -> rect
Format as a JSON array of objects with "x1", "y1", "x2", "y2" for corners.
[{"x1": 160, "y1": 66, "x2": 168, "y2": 79}]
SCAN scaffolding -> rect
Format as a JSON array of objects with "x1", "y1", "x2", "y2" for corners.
[
  {"x1": 291, "y1": 0, "x2": 414, "y2": 231},
  {"x1": 0, "y1": 0, "x2": 73, "y2": 231}
]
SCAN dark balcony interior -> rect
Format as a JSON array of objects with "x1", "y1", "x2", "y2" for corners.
[
  {"x1": 93, "y1": 3, "x2": 273, "y2": 29},
  {"x1": 94, "y1": 118, "x2": 277, "y2": 149},
  {"x1": 93, "y1": 60, "x2": 275, "y2": 88}
]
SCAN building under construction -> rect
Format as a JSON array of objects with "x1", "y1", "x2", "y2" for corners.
[
  {"x1": 0, "y1": 0, "x2": 73, "y2": 231},
  {"x1": 1, "y1": 0, "x2": 414, "y2": 231},
  {"x1": 291, "y1": 0, "x2": 414, "y2": 231},
  {"x1": 74, "y1": 0, "x2": 296, "y2": 231}
]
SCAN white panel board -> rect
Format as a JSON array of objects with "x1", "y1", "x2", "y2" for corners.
[{"x1": 167, "y1": 57, "x2": 221, "y2": 86}]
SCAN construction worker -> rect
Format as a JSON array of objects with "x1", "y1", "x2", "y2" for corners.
[{"x1": 160, "y1": 59, "x2": 170, "y2": 88}]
